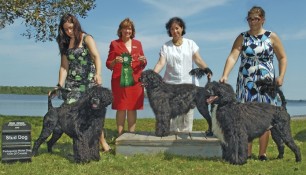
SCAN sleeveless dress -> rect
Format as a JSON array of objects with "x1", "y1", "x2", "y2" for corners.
[
  {"x1": 63, "y1": 34, "x2": 96, "y2": 104},
  {"x1": 236, "y1": 31, "x2": 276, "y2": 105}
]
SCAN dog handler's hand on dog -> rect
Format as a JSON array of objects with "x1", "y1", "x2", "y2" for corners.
[
  {"x1": 219, "y1": 77, "x2": 228, "y2": 83},
  {"x1": 276, "y1": 77, "x2": 284, "y2": 87},
  {"x1": 193, "y1": 51, "x2": 212, "y2": 79},
  {"x1": 94, "y1": 74, "x2": 102, "y2": 85},
  {"x1": 48, "y1": 84, "x2": 61, "y2": 98}
]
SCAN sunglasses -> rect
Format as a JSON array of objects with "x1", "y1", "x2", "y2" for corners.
[{"x1": 246, "y1": 17, "x2": 261, "y2": 22}]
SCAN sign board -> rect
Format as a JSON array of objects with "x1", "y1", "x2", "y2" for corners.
[{"x1": 1, "y1": 121, "x2": 32, "y2": 163}]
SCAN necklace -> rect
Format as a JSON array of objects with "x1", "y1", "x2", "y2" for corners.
[{"x1": 172, "y1": 38, "x2": 183, "y2": 46}]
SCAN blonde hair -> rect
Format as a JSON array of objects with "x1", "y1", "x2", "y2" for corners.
[{"x1": 117, "y1": 18, "x2": 135, "y2": 39}]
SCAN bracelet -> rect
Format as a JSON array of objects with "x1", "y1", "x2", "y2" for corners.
[{"x1": 56, "y1": 83, "x2": 61, "y2": 88}]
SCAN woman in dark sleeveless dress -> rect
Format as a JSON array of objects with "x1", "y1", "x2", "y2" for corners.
[{"x1": 55, "y1": 14, "x2": 111, "y2": 152}]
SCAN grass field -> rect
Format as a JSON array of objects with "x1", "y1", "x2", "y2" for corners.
[{"x1": 0, "y1": 116, "x2": 305, "y2": 175}]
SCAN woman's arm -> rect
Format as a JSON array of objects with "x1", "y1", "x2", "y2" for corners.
[
  {"x1": 271, "y1": 32, "x2": 287, "y2": 86},
  {"x1": 85, "y1": 35, "x2": 102, "y2": 85},
  {"x1": 58, "y1": 54, "x2": 69, "y2": 87},
  {"x1": 106, "y1": 41, "x2": 122, "y2": 70},
  {"x1": 153, "y1": 54, "x2": 166, "y2": 73},
  {"x1": 219, "y1": 35, "x2": 243, "y2": 83}
]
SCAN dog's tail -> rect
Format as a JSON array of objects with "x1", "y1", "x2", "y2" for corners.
[
  {"x1": 189, "y1": 68, "x2": 212, "y2": 83},
  {"x1": 48, "y1": 89, "x2": 57, "y2": 110},
  {"x1": 277, "y1": 87, "x2": 287, "y2": 110},
  {"x1": 47, "y1": 87, "x2": 71, "y2": 110},
  {"x1": 255, "y1": 79, "x2": 287, "y2": 110}
]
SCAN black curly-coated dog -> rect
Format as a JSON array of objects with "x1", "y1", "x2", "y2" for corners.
[
  {"x1": 139, "y1": 68, "x2": 212, "y2": 137},
  {"x1": 205, "y1": 81, "x2": 301, "y2": 165},
  {"x1": 32, "y1": 86, "x2": 112, "y2": 163}
]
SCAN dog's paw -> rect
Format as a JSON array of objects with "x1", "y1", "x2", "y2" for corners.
[
  {"x1": 31, "y1": 150, "x2": 38, "y2": 157},
  {"x1": 277, "y1": 154, "x2": 284, "y2": 159}
]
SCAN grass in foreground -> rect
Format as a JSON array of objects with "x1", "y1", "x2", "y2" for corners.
[{"x1": 0, "y1": 116, "x2": 305, "y2": 175}]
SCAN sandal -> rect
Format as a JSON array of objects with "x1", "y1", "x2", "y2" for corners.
[{"x1": 258, "y1": 155, "x2": 268, "y2": 161}]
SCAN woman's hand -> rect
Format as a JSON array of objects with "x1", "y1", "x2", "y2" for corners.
[
  {"x1": 138, "y1": 55, "x2": 146, "y2": 63},
  {"x1": 48, "y1": 84, "x2": 61, "y2": 97},
  {"x1": 114, "y1": 56, "x2": 123, "y2": 63},
  {"x1": 276, "y1": 76, "x2": 284, "y2": 86},
  {"x1": 94, "y1": 74, "x2": 102, "y2": 85},
  {"x1": 219, "y1": 76, "x2": 228, "y2": 83}
]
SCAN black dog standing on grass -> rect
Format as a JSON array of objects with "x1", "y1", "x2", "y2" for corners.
[
  {"x1": 205, "y1": 81, "x2": 301, "y2": 165},
  {"x1": 139, "y1": 68, "x2": 212, "y2": 137},
  {"x1": 32, "y1": 86, "x2": 112, "y2": 163}
]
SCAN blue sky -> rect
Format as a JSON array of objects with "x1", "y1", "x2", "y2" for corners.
[{"x1": 0, "y1": 0, "x2": 305, "y2": 100}]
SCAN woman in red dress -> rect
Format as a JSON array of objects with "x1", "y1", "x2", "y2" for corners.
[{"x1": 106, "y1": 18, "x2": 147, "y2": 136}]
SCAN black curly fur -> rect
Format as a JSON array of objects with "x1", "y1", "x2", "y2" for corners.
[
  {"x1": 139, "y1": 69, "x2": 212, "y2": 137},
  {"x1": 189, "y1": 67, "x2": 213, "y2": 79},
  {"x1": 32, "y1": 86, "x2": 112, "y2": 163},
  {"x1": 205, "y1": 81, "x2": 301, "y2": 165},
  {"x1": 255, "y1": 78, "x2": 287, "y2": 109}
]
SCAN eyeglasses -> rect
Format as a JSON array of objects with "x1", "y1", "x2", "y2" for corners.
[{"x1": 246, "y1": 17, "x2": 261, "y2": 22}]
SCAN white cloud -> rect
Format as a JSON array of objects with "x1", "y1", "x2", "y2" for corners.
[
  {"x1": 137, "y1": 33, "x2": 168, "y2": 51},
  {"x1": 141, "y1": 0, "x2": 229, "y2": 17},
  {"x1": 187, "y1": 27, "x2": 244, "y2": 42},
  {"x1": 282, "y1": 29, "x2": 306, "y2": 40}
]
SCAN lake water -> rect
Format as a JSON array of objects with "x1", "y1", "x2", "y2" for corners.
[{"x1": 0, "y1": 94, "x2": 305, "y2": 118}]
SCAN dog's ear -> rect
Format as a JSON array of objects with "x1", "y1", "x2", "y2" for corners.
[
  {"x1": 218, "y1": 83, "x2": 237, "y2": 105},
  {"x1": 101, "y1": 88, "x2": 113, "y2": 106},
  {"x1": 145, "y1": 71, "x2": 162, "y2": 88}
]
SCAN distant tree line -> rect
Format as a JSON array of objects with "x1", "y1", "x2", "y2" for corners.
[{"x1": 0, "y1": 86, "x2": 53, "y2": 95}]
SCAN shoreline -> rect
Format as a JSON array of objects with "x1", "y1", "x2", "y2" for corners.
[{"x1": 291, "y1": 115, "x2": 306, "y2": 120}]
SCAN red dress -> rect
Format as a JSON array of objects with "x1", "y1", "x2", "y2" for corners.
[{"x1": 106, "y1": 39, "x2": 147, "y2": 110}]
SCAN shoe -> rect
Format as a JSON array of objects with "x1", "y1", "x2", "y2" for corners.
[
  {"x1": 258, "y1": 155, "x2": 268, "y2": 161},
  {"x1": 206, "y1": 131, "x2": 214, "y2": 137}
]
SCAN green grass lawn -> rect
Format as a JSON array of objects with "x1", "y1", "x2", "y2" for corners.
[{"x1": 0, "y1": 116, "x2": 305, "y2": 175}]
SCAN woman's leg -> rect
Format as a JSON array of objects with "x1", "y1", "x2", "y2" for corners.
[
  {"x1": 116, "y1": 110, "x2": 127, "y2": 136},
  {"x1": 248, "y1": 142, "x2": 252, "y2": 157},
  {"x1": 183, "y1": 109, "x2": 194, "y2": 132},
  {"x1": 127, "y1": 110, "x2": 137, "y2": 133},
  {"x1": 170, "y1": 116, "x2": 180, "y2": 132},
  {"x1": 259, "y1": 130, "x2": 270, "y2": 158},
  {"x1": 99, "y1": 130, "x2": 110, "y2": 152}
]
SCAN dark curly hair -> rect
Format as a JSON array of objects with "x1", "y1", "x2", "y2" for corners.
[
  {"x1": 165, "y1": 17, "x2": 186, "y2": 37},
  {"x1": 56, "y1": 14, "x2": 85, "y2": 55}
]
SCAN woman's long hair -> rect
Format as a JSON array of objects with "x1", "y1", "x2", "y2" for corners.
[{"x1": 56, "y1": 14, "x2": 85, "y2": 55}]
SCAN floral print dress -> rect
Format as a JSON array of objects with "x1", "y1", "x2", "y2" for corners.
[
  {"x1": 236, "y1": 31, "x2": 276, "y2": 105},
  {"x1": 63, "y1": 34, "x2": 96, "y2": 104}
]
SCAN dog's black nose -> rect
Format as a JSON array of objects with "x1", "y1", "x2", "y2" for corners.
[{"x1": 91, "y1": 97, "x2": 99, "y2": 103}]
